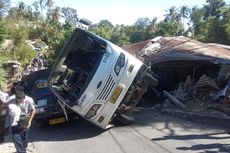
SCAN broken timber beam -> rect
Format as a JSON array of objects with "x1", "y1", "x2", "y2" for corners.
[{"x1": 163, "y1": 90, "x2": 186, "y2": 108}]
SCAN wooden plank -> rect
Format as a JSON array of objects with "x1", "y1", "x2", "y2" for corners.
[{"x1": 163, "y1": 90, "x2": 186, "y2": 108}]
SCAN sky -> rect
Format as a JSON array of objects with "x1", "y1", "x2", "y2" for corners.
[{"x1": 10, "y1": 0, "x2": 229, "y2": 25}]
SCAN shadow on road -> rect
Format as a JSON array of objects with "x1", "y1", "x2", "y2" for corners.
[
  {"x1": 151, "y1": 131, "x2": 230, "y2": 152},
  {"x1": 133, "y1": 110, "x2": 230, "y2": 153},
  {"x1": 29, "y1": 118, "x2": 104, "y2": 142},
  {"x1": 176, "y1": 143, "x2": 230, "y2": 153},
  {"x1": 151, "y1": 132, "x2": 230, "y2": 141}
]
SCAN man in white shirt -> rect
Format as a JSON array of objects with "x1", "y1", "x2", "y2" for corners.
[
  {"x1": 7, "y1": 89, "x2": 36, "y2": 153},
  {"x1": 0, "y1": 90, "x2": 9, "y2": 143}
]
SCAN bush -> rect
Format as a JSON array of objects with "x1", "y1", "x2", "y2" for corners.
[
  {"x1": 16, "y1": 43, "x2": 36, "y2": 64},
  {"x1": 0, "y1": 55, "x2": 7, "y2": 87}
]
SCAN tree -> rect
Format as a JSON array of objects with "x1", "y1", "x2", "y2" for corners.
[
  {"x1": 18, "y1": 2, "x2": 27, "y2": 18},
  {"x1": 223, "y1": 7, "x2": 230, "y2": 44},
  {"x1": 39, "y1": 0, "x2": 45, "y2": 14},
  {"x1": 61, "y1": 7, "x2": 78, "y2": 26},
  {"x1": 144, "y1": 17, "x2": 158, "y2": 39},
  {"x1": 164, "y1": 6, "x2": 179, "y2": 22},
  {"x1": 128, "y1": 18, "x2": 153, "y2": 43},
  {"x1": 0, "y1": 54, "x2": 7, "y2": 87},
  {"x1": 0, "y1": 21, "x2": 6, "y2": 43},
  {"x1": 179, "y1": 5, "x2": 190, "y2": 26},
  {"x1": 110, "y1": 25, "x2": 129, "y2": 46},
  {"x1": 5, "y1": 19, "x2": 37, "y2": 64},
  {"x1": 189, "y1": 6, "x2": 205, "y2": 36},
  {"x1": 32, "y1": 1, "x2": 42, "y2": 20},
  {"x1": 134, "y1": 17, "x2": 151, "y2": 30},
  {"x1": 97, "y1": 20, "x2": 113, "y2": 29},
  {"x1": 45, "y1": 0, "x2": 54, "y2": 8},
  {"x1": 155, "y1": 21, "x2": 183, "y2": 37},
  {"x1": 0, "y1": 0, "x2": 10, "y2": 19},
  {"x1": 16, "y1": 43, "x2": 36, "y2": 64},
  {"x1": 47, "y1": 6, "x2": 61, "y2": 22},
  {"x1": 7, "y1": 7, "x2": 18, "y2": 19},
  {"x1": 189, "y1": 0, "x2": 230, "y2": 44},
  {"x1": 90, "y1": 20, "x2": 114, "y2": 40},
  {"x1": 7, "y1": 2, "x2": 34, "y2": 20},
  {"x1": 204, "y1": 0, "x2": 226, "y2": 19}
]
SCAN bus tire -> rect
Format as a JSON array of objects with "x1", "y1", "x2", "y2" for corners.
[{"x1": 115, "y1": 113, "x2": 135, "y2": 125}]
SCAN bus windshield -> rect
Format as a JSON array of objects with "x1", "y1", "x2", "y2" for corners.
[{"x1": 49, "y1": 29, "x2": 107, "y2": 106}]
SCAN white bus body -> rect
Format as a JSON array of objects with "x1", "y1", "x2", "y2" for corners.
[{"x1": 48, "y1": 28, "x2": 158, "y2": 129}]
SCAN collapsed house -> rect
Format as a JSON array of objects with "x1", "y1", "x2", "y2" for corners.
[{"x1": 123, "y1": 36, "x2": 230, "y2": 111}]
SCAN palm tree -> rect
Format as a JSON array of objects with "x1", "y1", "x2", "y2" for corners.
[
  {"x1": 146, "y1": 17, "x2": 158, "y2": 39},
  {"x1": 204, "y1": 0, "x2": 226, "y2": 19},
  {"x1": 18, "y1": 2, "x2": 26, "y2": 18},
  {"x1": 45, "y1": 0, "x2": 54, "y2": 8},
  {"x1": 39, "y1": 0, "x2": 45, "y2": 17},
  {"x1": 179, "y1": 5, "x2": 190, "y2": 26},
  {"x1": 164, "y1": 6, "x2": 179, "y2": 22},
  {"x1": 61, "y1": 7, "x2": 78, "y2": 26},
  {"x1": 39, "y1": 0, "x2": 45, "y2": 10},
  {"x1": 0, "y1": 0, "x2": 10, "y2": 19},
  {"x1": 51, "y1": 7, "x2": 61, "y2": 22}
]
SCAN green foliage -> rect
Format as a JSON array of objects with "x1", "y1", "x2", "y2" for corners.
[
  {"x1": 164, "y1": 6, "x2": 180, "y2": 22},
  {"x1": 90, "y1": 20, "x2": 114, "y2": 40},
  {"x1": 190, "y1": 0, "x2": 230, "y2": 44},
  {"x1": 47, "y1": 6, "x2": 61, "y2": 22},
  {"x1": 44, "y1": 22, "x2": 74, "y2": 65},
  {"x1": 97, "y1": 20, "x2": 113, "y2": 29},
  {"x1": 0, "y1": 53, "x2": 7, "y2": 87},
  {"x1": 91, "y1": 26, "x2": 111, "y2": 40},
  {"x1": 110, "y1": 26, "x2": 129, "y2": 46},
  {"x1": 155, "y1": 21, "x2": 184, "y2": 37},
  {"x1": 61, "y1": 7, "x2": 78, "y2": 26},
  {"x1": 11, "y1": 28, "x2": 28, "y2": 47},
  {"x1": 1, "y1": 0, "x2": 230, "y2": 80},
  {"x1": 129, "y1": 18, "x2": 152, "y2": 43},
  {"x1": 3, "y1": 19, "x2": 38, "y2": 65},
  {"x1": 204, "y1": 0, "x2": 226, "y2": 19},
  {"x1": 0, "y1": 21, "x2": 6, "y2": 43},
  {"x1": 0, "y1": 0, "x2": 10, "y2": 19},
  {"x1": 15, "y1": 43, "x2": 36, "y2": 64}
]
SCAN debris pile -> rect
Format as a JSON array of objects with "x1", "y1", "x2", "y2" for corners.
[
  {"x1": 162, "y1": 73, "x2": 229, "y2": 115},
  {"x1": 123, "y1": 36, "x2": 230, "y2": 126}
]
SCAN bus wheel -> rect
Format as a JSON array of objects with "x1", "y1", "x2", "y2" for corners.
[{"x1": 115, "y1": 113, "x2": 134, "y2": 125}]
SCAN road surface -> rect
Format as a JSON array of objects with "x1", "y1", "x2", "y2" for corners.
[{"x1": 2, "y1": 110, "x2": 230, "y2": 153}]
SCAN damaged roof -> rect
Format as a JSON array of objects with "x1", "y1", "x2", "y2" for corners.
[{"x1": 123, "y1": 36, "x2": 230, "y2": 64}]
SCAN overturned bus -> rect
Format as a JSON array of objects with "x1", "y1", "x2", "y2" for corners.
[{"x1": 48, "y1": 28, "x2": 158, "y2": 129}]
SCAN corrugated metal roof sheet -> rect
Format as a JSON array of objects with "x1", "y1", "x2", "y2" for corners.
[
  {"x1": 122, "y1": 40, "x2": 150, "y2": 55},
  {"x1": 123, "y1": 36, "x2": 230, "y2": 64}
]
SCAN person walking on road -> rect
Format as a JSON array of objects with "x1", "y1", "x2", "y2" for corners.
[
  {"x1": 0, "y1": 89, "x2": 9, "y2": 143},
  {"x1": 6, "y1": 88, "x2": 36, "y2": 153},
  {"x1": 224, "y1": 70, "x2": 230, "y2": 104}
]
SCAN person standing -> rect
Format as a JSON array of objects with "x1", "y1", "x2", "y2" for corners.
[
  {"x1": 224, "y1": 70, "x2": 230, "y2": 104},
  {"x1": 7, "y1": 89, "x2": 36, "y2": 153},
  {"x1": 0, "y1": 89, "x2": 9, "y2": 143}
]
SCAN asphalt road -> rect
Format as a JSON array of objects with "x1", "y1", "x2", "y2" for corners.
[{"x1": 2, "y1": 110, "x2": 230, "y2": 153}]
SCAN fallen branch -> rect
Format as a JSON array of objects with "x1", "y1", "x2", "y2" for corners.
[
  {"x1": 207, "y1": 105, "x2": 230, "y2": 116},
  {"x1": 163, "y1": 90, "x2": 186, "y2": 108}
]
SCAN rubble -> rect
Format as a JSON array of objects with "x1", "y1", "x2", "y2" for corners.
[
  {"x1": 163, "y1": 90, "x2": 186, "y2": 108},
  {"x1": 207, "y1": 105, "x2": 230, "y2": 116},
  {"x1": 174, "y1": 83, "x2": 185, "y2": 101},
  {"x1": 161, "y1": 73, "x2": 221, "y2": 109},
  {"x1": 123, "y1": 36, "x2": 230, "y2": 124},
  {"x1": 195, "y1": 74, "x2": 219, "y2": 92}
]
